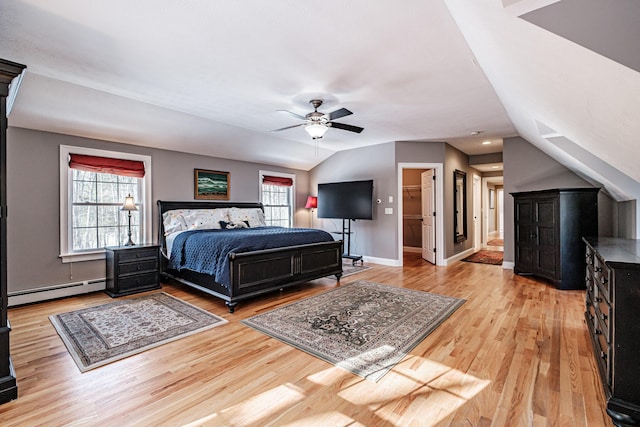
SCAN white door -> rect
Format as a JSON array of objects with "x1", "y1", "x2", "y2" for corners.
[
  {"x1": 421, "y1": 170, "x2": 436, "y2": 264},
  {"x1": 473, "y1": 175, "x2": 482, "y2": 250}
]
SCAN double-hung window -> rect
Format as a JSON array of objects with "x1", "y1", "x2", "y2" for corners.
[
  {"x1": 260, "y1": 171, "x2": 295, "y2": 228},
  {"x1": 60, "y1": 146, "x2": 152, "y2": 262}
]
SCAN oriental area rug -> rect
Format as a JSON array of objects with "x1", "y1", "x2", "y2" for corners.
[
  {"x1": 49, "y1": 292, "x2": 227, "y2": 372},
  {"x1": 242, "y1": 280, "x2": 465, "y2": 382},
  {"x1": 462, "y1": 249, "x2": 504, "y2": 265}
]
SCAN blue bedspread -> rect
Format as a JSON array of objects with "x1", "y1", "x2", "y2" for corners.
[{"x1": 167, "y1": 226, "x2": 334, "y2": 288}]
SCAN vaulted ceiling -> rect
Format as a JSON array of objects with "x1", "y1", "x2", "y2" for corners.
[{"x1": 1, "y1": 0, "x2": 639, "y2": 201}]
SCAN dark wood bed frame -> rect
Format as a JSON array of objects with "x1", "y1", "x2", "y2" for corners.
[{"x1": 157, "y1": 200, "x2": 343, "y2": 312}]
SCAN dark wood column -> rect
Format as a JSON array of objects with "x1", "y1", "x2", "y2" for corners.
[{"x1": 0, "y1": 58, "x2": 27, "y2": 404}]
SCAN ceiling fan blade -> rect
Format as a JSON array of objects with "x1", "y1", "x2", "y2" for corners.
[
  {"x1": 328, "y1": 107, "x2": 353, "y2": 121},
  {"x1": 329, "y1": 121, "x2": 364, "y2": 134},
  {"x1": 277, "y1": 110, "x2": 307, "y2": 121},
  {"x1": 271, "y1": 123, "x2": 305, "y2": 132}
]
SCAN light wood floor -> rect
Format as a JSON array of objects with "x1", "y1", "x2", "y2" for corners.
[{"x1": 0, "y1": 253, "x2": 612, "y2": 426}]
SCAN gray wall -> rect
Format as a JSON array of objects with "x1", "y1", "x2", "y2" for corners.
[
  {"x1": 310, "y1": 142, "x2": 397, "y2": 260},
  {"x1": 309, "y1": 140, "x2": 473, "y2": 262},
  {"x1": 502, "y1": 136, "x2": 616, "y2": 263},
  {"x1": 444, "y1": 144, "x2": 476, "y2": 258},
  {"x1": 7, "y1": 127, "x2": 309, "y2": 294}
]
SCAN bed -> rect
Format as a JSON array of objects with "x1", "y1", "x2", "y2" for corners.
[{"x1": 157, "y1": 200, "x2": 343, "y2": 312}]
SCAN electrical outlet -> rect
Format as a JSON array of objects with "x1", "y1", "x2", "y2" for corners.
[{"x1": 385, "y1": 208, "x2": 393, "y2": 215}]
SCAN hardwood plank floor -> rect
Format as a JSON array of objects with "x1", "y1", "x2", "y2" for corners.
[{"x1": 0, "y1": 254, "x2": 612, "y2": 426}]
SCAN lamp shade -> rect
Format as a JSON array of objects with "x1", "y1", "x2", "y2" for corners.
[
  {"x1": 305, "y1": 196, "x2": 317, "y2": 209},
  {"x1": 304, "y1": 123, "x2": 328, "y2": 139},
  {"x1": 121, "y1": 194, "x2": 138, "y2": 211}
]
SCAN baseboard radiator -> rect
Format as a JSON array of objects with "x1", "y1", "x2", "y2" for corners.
[{"x1": 8, "y1": 279, "x2": 106, "y2": 307}]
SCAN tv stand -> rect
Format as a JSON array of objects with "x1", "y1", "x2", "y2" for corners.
[{"x1": 332, "y1": 219, "x2": 363, "y2": 266}]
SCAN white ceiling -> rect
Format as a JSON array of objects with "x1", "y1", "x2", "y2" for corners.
[
  {"x1": 1, "y1": 0, "x2": 639, "y2": 202},
  {"x1": 0, "y1": 0, "x2": 514, "y2": 171}
]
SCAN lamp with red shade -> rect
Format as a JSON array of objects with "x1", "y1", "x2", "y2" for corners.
[{"x1": 305, "y1": 196, "x2": 317, "y2": 227}]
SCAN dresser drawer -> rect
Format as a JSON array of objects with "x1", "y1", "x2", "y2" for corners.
[
  {"x1": 118, "y1": 258, "x2": 158, "y2": 276},
  {"x1": 593, "y1": 255, "x2": 611, "y2": 300},
  {"x1": 595, "y1": 299, "x2": 611, "y2": 343},
  {"x1": 596, "y1": 329, "x2": 612, "y2": 388},
  {"x1": 118, "y1": 247, "x2": 158, "y2": 263},
  {"x1": 117, "y1": 271, "x2": 159, "y2": 292}
]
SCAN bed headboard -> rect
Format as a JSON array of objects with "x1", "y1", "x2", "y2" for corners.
[{"x1": 156, "y1": 200, "x2": 264, "y2": 254}]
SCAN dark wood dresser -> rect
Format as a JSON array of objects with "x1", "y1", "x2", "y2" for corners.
[
  {"x1": 0, "y1": 59, "x2": 26, "y2": 404},
  {"x1": 513, "y1": 188, "x2": 598, "y2": 290},
  {"x1": 105, "y1": 244, "x2": 161, "y2": 297},
  {"x1": 584, "y1": 237, "x2": 640, "y2": 426}
]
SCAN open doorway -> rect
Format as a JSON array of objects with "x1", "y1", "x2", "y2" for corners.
[
  {"x1": 397, "y1": 163, "x2": 444, "y2": 266},
  {"x1": 482, "y1": 176, "x2": 504, "y2": 249}
]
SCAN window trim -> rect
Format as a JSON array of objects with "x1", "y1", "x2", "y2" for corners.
[
  {"x1": 59, "y1": 145, "x2": 153, "y2": 263},
  {"x1": 259, "y1": 170, "x2": 295, "y2": 227}
]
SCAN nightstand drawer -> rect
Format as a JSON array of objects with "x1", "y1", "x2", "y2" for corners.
[
  {"x1": 118, "y1": 248, "x2": 158, "y2": 263},
  {"x1": 118, "y1": 258, "x2": 158, "y2": 276},
  {"x1": 117, "y1": 271, "x2": 159, "y2": 292}
]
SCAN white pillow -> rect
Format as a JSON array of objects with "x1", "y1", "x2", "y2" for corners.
[
  {"x1": 162, "y1": 210, "x2": 190, "y2": 236},
  {"x1": 182, "y1": 208, "x2": 230, "y2": 230},
  {"x1": 228, "y1": 207, "x2": 266, "y2": 227}
]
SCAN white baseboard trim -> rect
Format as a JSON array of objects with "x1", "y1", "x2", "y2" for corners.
[
  {"x1": 444, "y1": 248, "x2": 476, "y2": 266},
  {"x1": 8, "y1": 279, "x2": 106, "y2": 307},
  {"x1": 361, "y1": 256, "x2": 402, "y2": 267}
]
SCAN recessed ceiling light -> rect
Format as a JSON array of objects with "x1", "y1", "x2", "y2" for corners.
[
  {"x1": 491, "y1": 165, "x2": 500, "y2": 169},
  {"x1": 482, "y1": 140, "x2": 492, "y2": 145}
]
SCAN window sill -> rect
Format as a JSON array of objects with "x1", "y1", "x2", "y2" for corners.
[{"x1": 59, "y1": 251, "x2": 106, "y2": 263}]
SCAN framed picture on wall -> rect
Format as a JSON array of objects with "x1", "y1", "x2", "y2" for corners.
[
  {"x1": 489, "y1": 188, "x2": 495, "y2": 209},
  {"x1": 194, "y1": 169, "x2": 230, "y2": 200}
]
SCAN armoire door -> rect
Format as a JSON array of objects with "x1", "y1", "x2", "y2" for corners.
[{"x1": 514, "y1": 198, "x2": 534, "y2": 274}]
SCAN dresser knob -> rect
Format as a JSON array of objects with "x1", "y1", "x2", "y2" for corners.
[
  {"x1": 600, "y1": 351, "x2": 607, "y2": 360},
  {"x1": 595, "y1": 329, "x2": 602, "y2": 335},
  {"x1": 600, "y1": 313, "x2": 608, "y2": 321}
]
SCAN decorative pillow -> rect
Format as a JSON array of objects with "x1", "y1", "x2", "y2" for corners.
[
  {"x1": 162, "y1": 210, "x2": 190, "y2": 235},
  {"x1": 219, "y1": 220, "x2": 249, "y2": 229},
  {"x1": 183, "y1": 208, "x2": 230, "y2": 231},
  {"x1": 228, "y1": 207, "x2": 266, "y2": 227}
]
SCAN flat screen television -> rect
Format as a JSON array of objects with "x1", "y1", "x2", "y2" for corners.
[{"x1": 317, "y1": 180, "x2": 373, "y2": 220}]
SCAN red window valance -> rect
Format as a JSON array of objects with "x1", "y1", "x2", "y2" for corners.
[
  {"x1": 69, "y1": 154, "x2": 146, "y2": 178},
  {"x1": 262, "y1": 175, "x2": 293, "y2": 187}
]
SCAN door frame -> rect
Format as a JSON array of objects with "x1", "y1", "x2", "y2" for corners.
[{"x1": 397, "y1": 163, "x2": 444, "y2": 266}]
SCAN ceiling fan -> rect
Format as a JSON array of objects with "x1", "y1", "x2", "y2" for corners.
[{"x1": 272, "y1": 99, "x2": 364, "y2": 139}]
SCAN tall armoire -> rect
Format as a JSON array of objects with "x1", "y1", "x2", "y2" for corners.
[
  {"x1": 513, "y1": 188, "x2": 599, "y2": 290},
  {"x1": 0, "y1": 59, "x2": 27, "y2": 404}
]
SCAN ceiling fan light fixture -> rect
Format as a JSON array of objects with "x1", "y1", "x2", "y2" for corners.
[{"x1": 305, "y1": 123, "x2": 328, "y2": 139}]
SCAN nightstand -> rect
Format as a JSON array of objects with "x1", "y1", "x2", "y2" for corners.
[{"x1": 105, "y1": 244, "x2": 161, "y2": 297}]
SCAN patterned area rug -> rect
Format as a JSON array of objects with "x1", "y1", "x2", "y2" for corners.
[
  {"x1": 462, "y1": 250, "x2": 504, "y2": 265},
  {"x1": 242, "y1": 280, "x2": 465, "y2": 382},
  {"x1": 487, "y1": 238, "x2": 504, "y2": 246},
  {"x1": 50, "y1": 292, "x2": 227, "y2": 372}
]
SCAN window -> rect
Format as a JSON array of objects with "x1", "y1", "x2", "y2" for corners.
[
  {"x1": 260, "y1": 171, "x2": 295, "y2": 228},
  {"x1": 60, "y1": 146, "x2": 152, "y2": 262}
]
